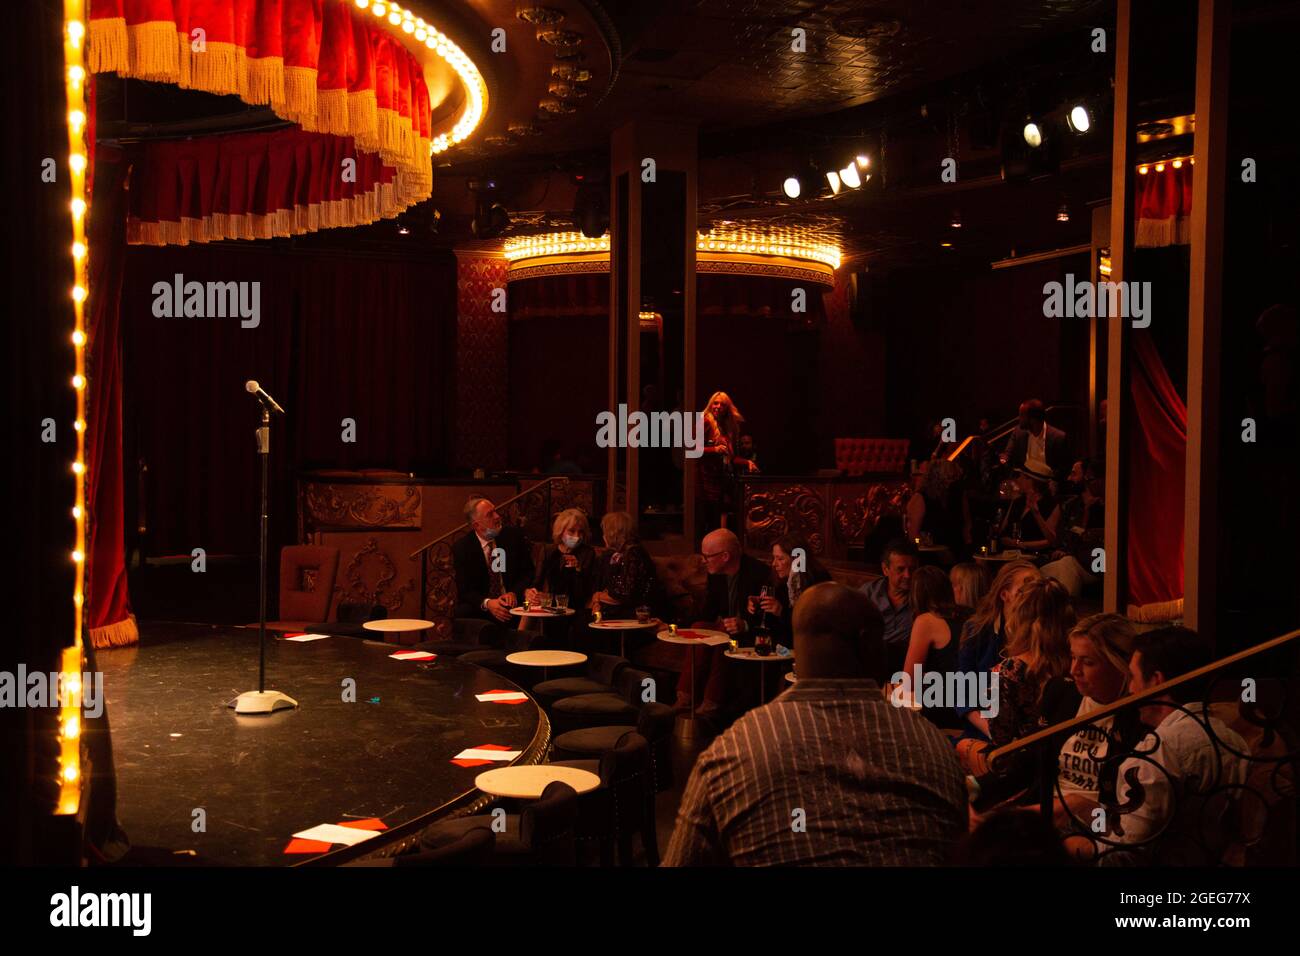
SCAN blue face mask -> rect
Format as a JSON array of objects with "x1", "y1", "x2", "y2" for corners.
[
  {"x1": 481, "y1": 526, "x2": 500, "y2": 540},
  {"x1": 562, "y1": 534, "x2": 581, "y2": 549}
]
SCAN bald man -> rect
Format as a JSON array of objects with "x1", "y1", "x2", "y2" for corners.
[
  {"x1": 663, "y1": 583, "x2": 966, "y2": 866},
  {"x1": 679, "y1": 529, "x2": 773, "y2": 718}
]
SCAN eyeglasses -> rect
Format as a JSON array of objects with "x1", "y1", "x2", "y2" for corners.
[{"x1": 702, "y1": 551, "x2": 727, "y2": 560}]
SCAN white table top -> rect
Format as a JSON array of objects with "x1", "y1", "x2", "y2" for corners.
[
  {"x1": 725, "y1": 648, "x2": 796, "y2": 662},
  {"x1": 656, "y1": 628, "x2": 730, "y2": 646},
  {"x1": 509, "y1": 606, "x2": 576, "y2": 618},
  {"x1": 590, "y1": 618, "x2": 661, "y2": 630},
  {"x1": 474, "y1": 765, "x2": 601, "y2": 799},
  {"x1": 785, "y1": 671, "x2": 797, "y2": 683},
  {"x1": 505, "y1": 650, "x2": 587, "y2": 667},
  {"x1": 362, "y1": 619, "x2": 435, "y2": 632}
]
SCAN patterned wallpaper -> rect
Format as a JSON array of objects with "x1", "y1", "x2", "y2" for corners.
[{"x1": 453, "y1": 252, "x2": 509, "y2": 470}]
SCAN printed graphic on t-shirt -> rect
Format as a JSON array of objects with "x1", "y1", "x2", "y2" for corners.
[{"x1": 1057, "y1": 698, "x2": 1111, "y2": 794}]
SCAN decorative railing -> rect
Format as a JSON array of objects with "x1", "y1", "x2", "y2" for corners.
[{"x1": 988, "y1": 626, "x2": 1300, "y2": 865}]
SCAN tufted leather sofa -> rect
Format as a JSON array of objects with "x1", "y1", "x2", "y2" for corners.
[{"x1": 834, "y1": 437, "x2": 910, "y2": 476}]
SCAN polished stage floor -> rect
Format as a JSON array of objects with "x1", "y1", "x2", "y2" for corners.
[{"x1": 96, "y1": 623, "x2": 547, "y2": 865}]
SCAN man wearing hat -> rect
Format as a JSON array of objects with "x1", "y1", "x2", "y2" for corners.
[
  {"x1": 1001, "y1": 399, "x2": 1069, "y2": 481},
  {"x1": 997, "y1": 462, "x2": 1061, "y2": 552}
]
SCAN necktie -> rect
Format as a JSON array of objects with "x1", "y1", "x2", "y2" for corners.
[{"x1": 484, "y1": 540, "x2": 504, "y2": 597}]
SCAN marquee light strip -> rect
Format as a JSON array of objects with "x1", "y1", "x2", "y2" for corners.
[
  {"x1": 502, "y1": 230, "x2": 842, "y2": 271},
  {"x1": 60, "y1": 0, "x2": 89, "y2": 818},
  {"x1": 353, "y1": 0, "x2": 488, "y2": 154}
]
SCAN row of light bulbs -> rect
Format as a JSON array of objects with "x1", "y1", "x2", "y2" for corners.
[
  {"x1": 59, "y1": 0, "x2": 89, "y2": 818},
  {"x1": 503, "y1": 232, "x2": 610, "y2": 261},
  {"x1": 503, "y1": 230, "x2": 840, "y2": 270},
  {"x1": 350, "y1": 0, "x2": 487, "y2": 154},
  {"x1": 1138, "y1": 156, "x2": 1193, "y2": 175},
  {"x1": 697, "y1": 236, "x2": 841, "y2": 270}
]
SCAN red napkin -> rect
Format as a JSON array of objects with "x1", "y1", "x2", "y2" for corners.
[
  {"x1": 451, "y1": 743, "x2": 515, "y2": 768},
  {"x1": 283, "y1": 817, "x2": 388, "y2": 855},
  {"x1": 484, "y1": 689, "x2": 529, "y2": 706},
  {"x1": 675, "y1": 630, "x2": 709, "y2": 639}
]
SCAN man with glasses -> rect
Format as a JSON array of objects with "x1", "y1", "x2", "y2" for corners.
[{"x1": 679, "y1": 529, "x2": 772, "y2": 720}]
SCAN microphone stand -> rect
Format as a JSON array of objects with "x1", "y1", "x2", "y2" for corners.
[{"x1": 230, "y1": 401, "x2": 298, "y2": 714}]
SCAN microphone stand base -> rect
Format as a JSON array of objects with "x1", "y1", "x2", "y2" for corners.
[{"x1": 229, "y1": 690, "x2": 299, "y2": 714}]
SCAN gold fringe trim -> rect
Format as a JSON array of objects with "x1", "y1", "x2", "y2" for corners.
[
  {"x1": 180, "y1": 39, "x2": 244, "y2": 97},
  {"x1": 90, "y1": 613, "x2": 139, "y2": 649},
  {"x1": 349, "y1": 90, "x2": 379, "y2": 152},
  {"x1": 280, "y1": 66, "x2": 319, "y2": 128},
  {"x1": 126, "y1": 21, "x2": 180, "y2": 83},
  {"x1": 88, "y1": 18, "x2": 128, "y2": 74},
  {"x1": 244, "y1": 57, "x2": 285, "y2": 106},
  {"x1": 316, "y1": 88, "x2": 349, "y2": 136}
]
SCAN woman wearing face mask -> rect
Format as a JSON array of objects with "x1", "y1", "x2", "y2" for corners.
[{"x1": 526, "y1": 508, "x2": 597, "y2": 647}]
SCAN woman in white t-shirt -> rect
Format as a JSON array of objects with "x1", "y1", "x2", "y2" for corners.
[{"x1": 1054, "y1": 614, "x2": 1140, "y2": 827}]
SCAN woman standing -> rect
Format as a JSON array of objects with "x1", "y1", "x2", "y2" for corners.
[{"x1": 697, "y1": 391, "x2": 755, "y2": 537}]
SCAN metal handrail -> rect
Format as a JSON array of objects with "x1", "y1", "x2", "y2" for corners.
[
  {"x1": 407, "y1": 476, "x2": 570, "y2": 560},
  {"x1": 990, "y1": 625, "x2": 1300, "y2": 768}
]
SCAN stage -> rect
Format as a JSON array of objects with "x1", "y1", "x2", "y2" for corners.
[{"x1": 96, "y1": 624, "x2": 548, "y2": 866}]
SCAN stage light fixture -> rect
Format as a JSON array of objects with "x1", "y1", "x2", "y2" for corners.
[
  {"x1": 856, "y1": 155, "x2": 870, "y2": 170},
  {"x1": 826, "y1": 170, "x2": 842, "y2": 195},
  {"x1": 1023, "y1": 120, "x2": 1043, "y2": 148},
  {"x1": 782, "y1": 176, "x2": 801, "y2": 199},
  {"x1": 1067, "y1": 104, "x2": 1092, "y2": 134},
  {"x1": 472, "y1": 201, "x2": 510, "y2": 239},
  {"x1": 839, "y1": 163, "x2": 861, "y2": 189}
]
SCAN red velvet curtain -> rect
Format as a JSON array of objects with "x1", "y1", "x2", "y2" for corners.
[
  {"x1": 120, "y1": 245, "x2": 457, "y2": 558},
  {"x1": 1136, "y1": 163, "x2": 1193, "y2": 248},
  {"x1": 127, "y1": 129, "x2": 400, "y2": 245},
  {"x1": 86, "y1": 145, "x2": 138, "y2": 647},
  {"x1": 1127, "y1": 330, "x2": 1187, "y2": 604}
]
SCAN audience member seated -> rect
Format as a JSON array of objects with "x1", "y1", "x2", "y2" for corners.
[
  {"x1": 954, "y1": 809, "x2": 1071, "y2": 866},
  {"x1": 590, "y1": 511, "x2": 667, "y2": 622},
  {"x1": 526, "y1": 508, "x2": 598, "y2": 648},
  {"x1": 954, "y1": 560, "x2": 1041, "y2": 758},
  {"x1": 858, "y1": 538, "x2": 919, "y2": 682},
  {"x1": 949, "y1": 561, "x2": 989, "y2": 611},
  {"x1": 662, "y1": 583, "x2": 967, "y2": 866},
  {"x1": 1099, "y1": 626, "x2": 1249, "y2": 865},
  {"x1": 679, "y1": 528, "x2": 771, "y2": 720},
  {"x1": 997, "y1": 465, "x2": 1060, "y2": 552},
  {"x1": 1000, "y1": 398, "x2": 1069, "y2": 480},
  {"x1": 1041, "y1": 465, "x2": 1105, "y2": 597},
  {"x1": 894, "y1": 566, "x2": 970, "y2": 728},
  {"x1": 749, "y1": 534, "x2": 831, "y2": 644},
  {"x1": 961, "y1": 577, "x2": 1074, "y2": 778},
  {"x1": 452, "y1": 496, "x2": 535, "y2": 653},
  {"x1": 906, "y1": 454, "x2": 967, "y2": 551}
]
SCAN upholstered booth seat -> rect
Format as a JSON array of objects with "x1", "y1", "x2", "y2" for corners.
[
  {"x1": 549, "y1": 733, "x2": 656, "y2": 866},
  {"x1": 532, "y1": 653, "x2": 628, "y2": 708},
  {"x1": 411, "y1": 782, "x2": 578, "y2": 866},
  {"x1": 834, "y1": 437, "x2": 910, "y2": 476},
  {"x1": 550, "y1": 667, "x2": 652, "y2": 735},
  {"x1": 551, "y1": 702, "x2": 676, "y2": 794}
]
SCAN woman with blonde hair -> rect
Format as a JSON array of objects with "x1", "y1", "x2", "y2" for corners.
[
  {"x1": 949, "y1": 562, "x2": 989, "y2": 611},
  {"x1": 954, "y1": 559, "x2": 1040, "y2": 751},
  {"x1": 697, "y1": 391, "x2": 755, "y2": 537},
  {"x1": 591, "y1": 511, "x2": 667, "y2": 622},
  {"x1": 527, "y1": 508, "x2": 597, "y2": 645}
]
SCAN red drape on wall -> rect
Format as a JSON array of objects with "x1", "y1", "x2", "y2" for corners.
[
  {"x1": 127, "y1": 129, "x2": 401, "y2": 245},
  {"x1": 88, "y1": 0, "x2": 434, "y2": 238},
  {"x1": 1127, "y1": 330, "x2": 1187, "y2": 605},
  {"x1": 1136, "y1": 163, "x2": 1193, "y2": 248},
  {"x1": 120, "y1": 245, "x2": 457, "y2": 557}
]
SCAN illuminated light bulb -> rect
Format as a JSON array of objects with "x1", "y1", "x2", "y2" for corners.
[
  {"x1": 63, "y1": 716, "x2": 80, "y2": 740},
  {"x1": 71, "y1": 329, "x2": 86, "y2": 345},
  {"x1": 840, "y1": 163, "x2": 862, "y2": 189},
  {"x1": 65, "y1": 674, "x2": 82, "y2": 695},
  {"x1": 72, "y1": 550, "x2": 84, "y2": 563},
  {"x1": 415, "y1": 28, "x2": 426, "y2": 40},
  {"x1": 71, "y1": 198, "x2": 86, "y2": 217},
  {"x1": 372, "y1": 2, "x2": 386, "y2": 16},
  {"x1": 67, "y1": 20, "x2": 85, "y2": 46},
  {"x1": 72, "y1": 505, "x2": 82, "y2": 519},
  {"x1": 71, "y1": 373, "x2": 84, "y2": 388},
  {"x1": 856, "y1": 155, "x2": 870, "y2": 169},
  {"x1": 72, "y1": 461, "x2": 85, "y2": 475},
  {"x1": 69, "y1": 153, "x2": 86, "y2": 173},
  {"x1": 1189, "y1": 157, "x2": 1195, "y2": 165},
  {"x1": 71, "y1": 285, "x2": 86, "y2": 303},
  {"x1": 68, "y1": 65, "x2": 85, "y2": 85},
  {"x1": 1067, "y1": 105, "x2": 1092, "y2": 134},
  {"x1": 425, "y1": 36, "x2": 436, "y2": 48},
  {"x1": 73, "y1": 593, "x2": 83, "y2": 608},
  {"x1": 354, "y1": 0, "x2": 369, "y2": 7},
  {"x1": 1023, "y1": 122, "x2": 1043, "y2": 148},
  {"x1": 72, "y1": 242, "x2": 86, "y2": 260},
  {"x1": 1155, "y1": 163, "x2": 1165, "y2": 173},
  {"x1": 1137, "y1": 165, "x2": 1148, "y2": 175},
  {"x1": 62, "y1": 764, "x2": 79, "y2": 783},
  {"x1": 68, "y1": 110, "x2": 85, "y2": 133},
  {"x1": 388, "y1": 11, "x2": 402, "y2": 25},
  {"x1": 1172, "y1": 159, "x2": 1183, "y2": 169},
  {"x1": 74, "y1": 419, "x2": 85, "y2": 432}
]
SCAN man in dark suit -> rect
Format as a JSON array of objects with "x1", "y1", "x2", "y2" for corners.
[
  {"x1": 452, "y1": 496, "x2": 535, "y2": 624},
  {"x1": 1001, "y1": 399, "x2": 1069, "y2": 480},
  {"x1": 681, "y1": 528, "x2": 774, "y2": 719}
]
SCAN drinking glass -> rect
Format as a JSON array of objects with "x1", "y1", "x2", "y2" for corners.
[
  {"x1": 555, "y1": 594, "x2": 569, "y2": 610},
  {"x1": 636, "y1": 605, "x2": 650, "y2": 624}
]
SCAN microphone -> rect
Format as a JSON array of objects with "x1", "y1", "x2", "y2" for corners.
[{"x1": 245, "y1": 380, "x2": 286, "y2": 415}]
